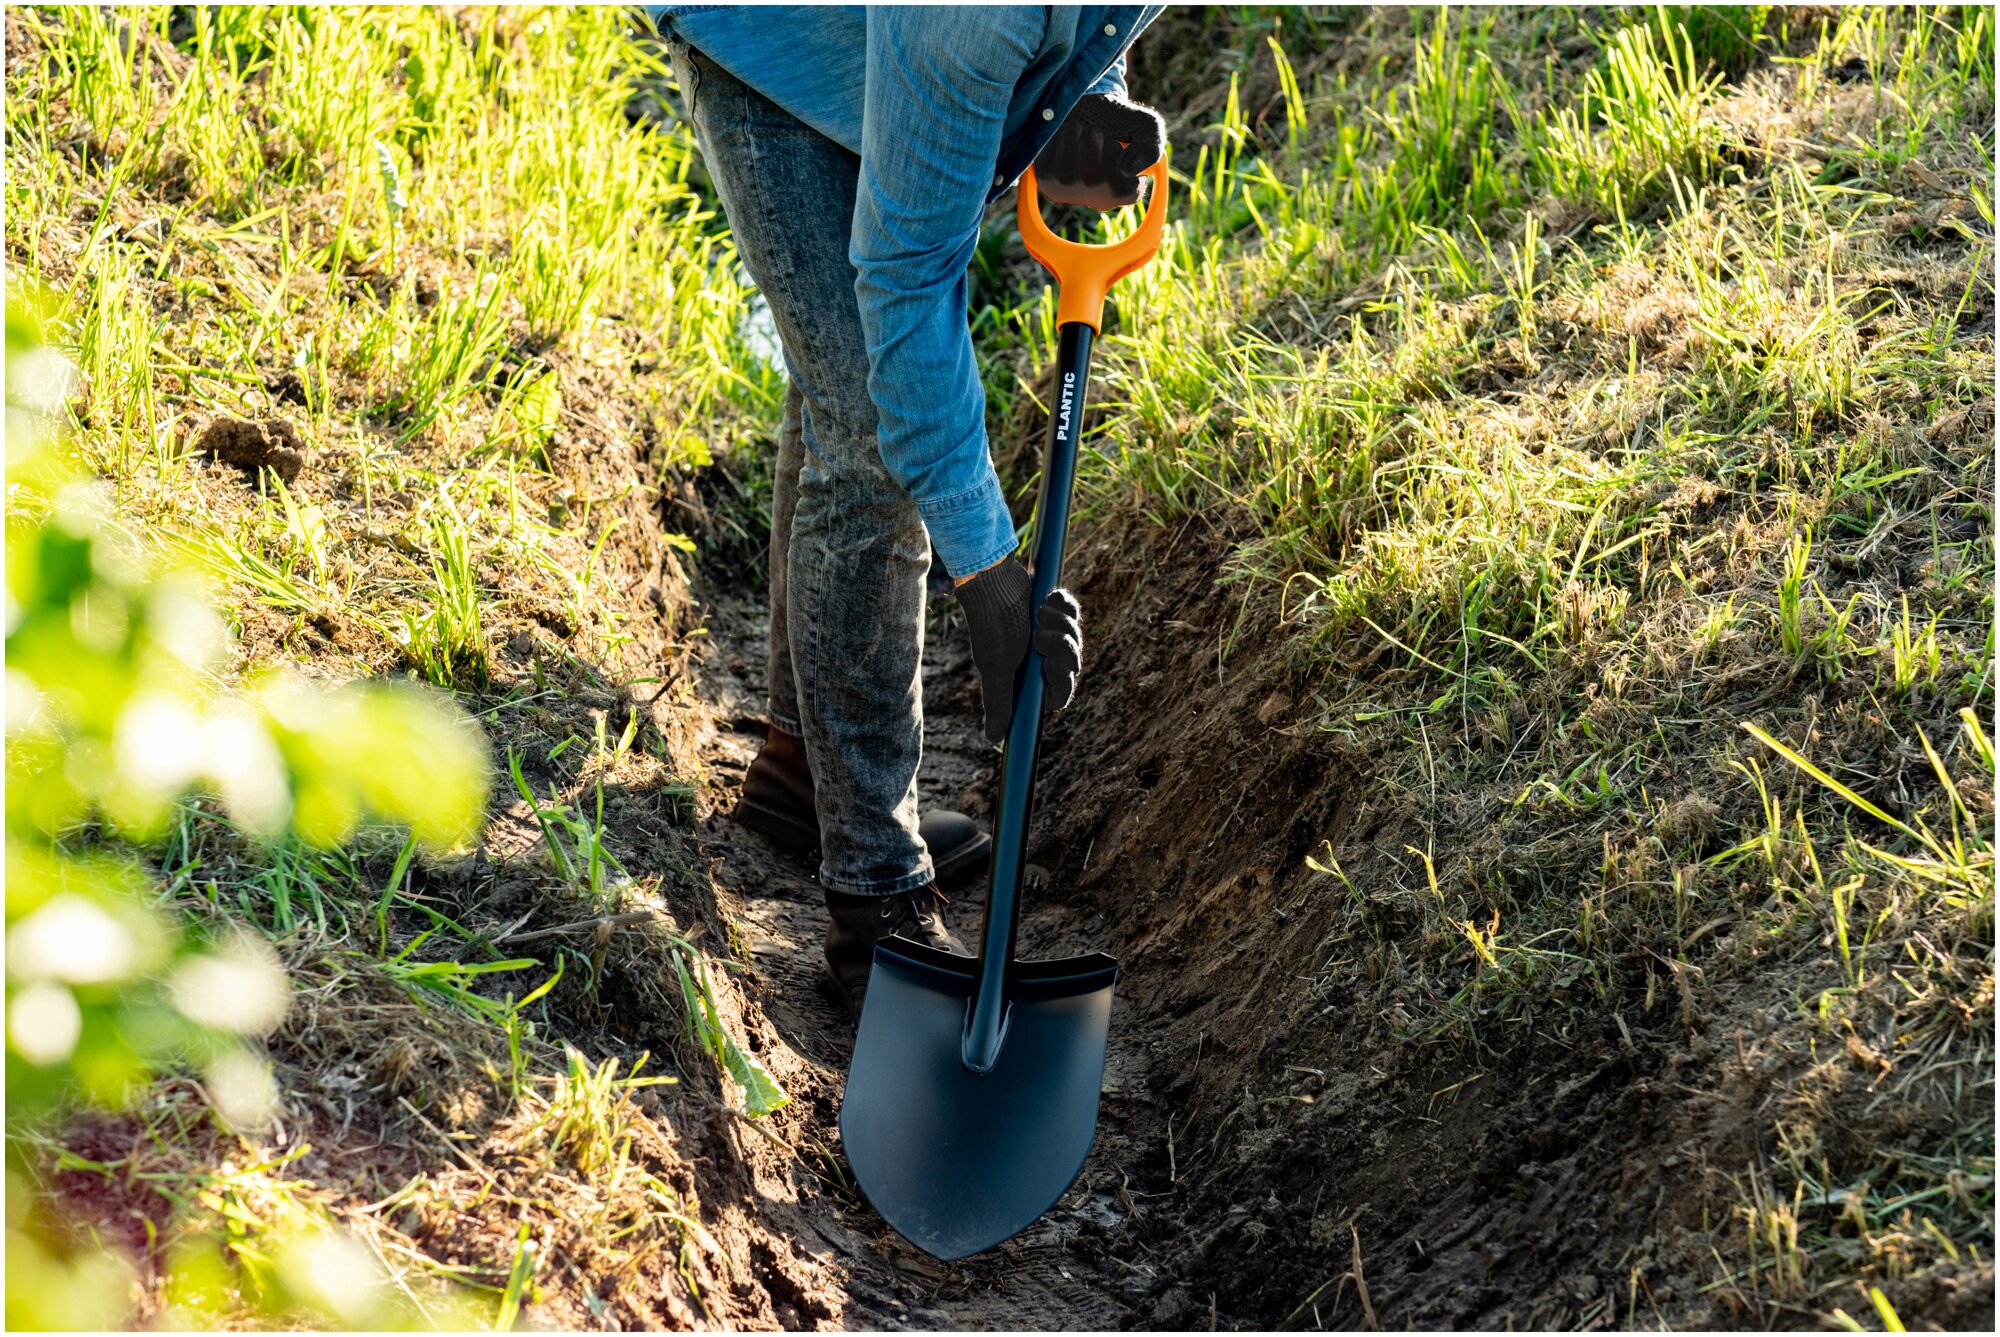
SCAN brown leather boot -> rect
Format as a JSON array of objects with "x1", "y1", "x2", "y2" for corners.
[
  {"x1": 822, "y1": 883, "x2": 964, "y2": 1020},
  {"x1": 734, "y1": 725, "x2": 992, "y2": 890},
  {"x1": 736, "y1": 726, "x2": 817, "y2": 847}
]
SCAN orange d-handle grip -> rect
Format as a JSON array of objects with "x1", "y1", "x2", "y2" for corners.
[{"x1": 1016, "y1": 159, "x2": 1169, "y2": 333}]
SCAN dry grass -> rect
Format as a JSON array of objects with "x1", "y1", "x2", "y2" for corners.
[
  {"x1": 987, "y1": 4, "x2": 1993, "y2": 1324},
  {"x1": 6, "y1": 5, "x2": 788, "y2": 1326},
  {"x1": 4, "y1": 2, "x2": 1992, "y2": 1330}
]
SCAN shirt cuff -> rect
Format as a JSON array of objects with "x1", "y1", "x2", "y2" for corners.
[
  {"x1": 1084, "y1": 55, "x2": 1127, "y2": 99},
  {"x1": 914, "y1": 468, "x2": 1019, "y2": 579}
]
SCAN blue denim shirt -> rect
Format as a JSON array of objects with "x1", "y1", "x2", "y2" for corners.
[{"x1": 648, "y1": 5, "x2": 1163, "y2": 576}]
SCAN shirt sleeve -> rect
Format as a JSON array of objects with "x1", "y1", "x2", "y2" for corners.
[
  {"x1": 1085, "y1": 53, "x2": 1127, "y2": 98},
  {"x1": 851, "y1": 7, "x2": 1049, "y2": 578}
]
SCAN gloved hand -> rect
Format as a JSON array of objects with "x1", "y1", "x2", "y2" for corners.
[
  {"x1": 1033, "y1": 92, "x2": 1166, "y2": 210},
  {"x1": 956, "y1": 555, "x2": 1083, "y2": 744}
]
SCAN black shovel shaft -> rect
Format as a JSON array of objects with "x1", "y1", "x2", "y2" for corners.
[{"x1": 963, "y1": 321, "x2": 1095, "y2": 1074}]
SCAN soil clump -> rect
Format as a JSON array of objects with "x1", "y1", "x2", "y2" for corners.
[{"x1": 195, "y1": 415, "x2": 307, "y2": 484}]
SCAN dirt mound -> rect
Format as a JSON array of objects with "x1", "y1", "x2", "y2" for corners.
[
  {"x1": 37, "y1": 461, "x2": 1983, "y2": 1329},
  {"x1": 310, "y1": 416, "x2": 1980, "y2": 1330},
  {"x1": 196, "y1": 415, "x2": 307, "y2": 484}
]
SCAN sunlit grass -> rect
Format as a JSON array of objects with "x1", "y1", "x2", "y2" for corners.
[
  {"x1": 6, "y1": 1, "x2": 1992, "y2": 1327},
  {"x1": 5, "y1": 5, "x2": 775, "y2": 1327},
  {"x1": 990, "y1": 4, "x2": 1993, "y2": 1319}
]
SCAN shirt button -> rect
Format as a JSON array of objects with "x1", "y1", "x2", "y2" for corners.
[
  {"x1": 995, "y1": 174, "x2": 1005, "y2": 186},
  {"x1": 1042, "y1": 107, "x2": 1055, "y2": 121},
  {"x1": 1104, "y1": 23, "x2": 1117, "y2": 35}
]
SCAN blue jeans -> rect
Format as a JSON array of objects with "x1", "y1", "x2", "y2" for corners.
[{"x1": 668, "y1": 40, "x2": 934, "y2": 896}]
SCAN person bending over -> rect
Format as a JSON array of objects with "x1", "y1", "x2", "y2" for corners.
[{"x1": 648, "y1": 4, "x2": 1165, "y2": 1019}]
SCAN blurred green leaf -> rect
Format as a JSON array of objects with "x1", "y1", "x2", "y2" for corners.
[{"x1": 5, "y1": 282, "x2": 496, "y2": 1329}]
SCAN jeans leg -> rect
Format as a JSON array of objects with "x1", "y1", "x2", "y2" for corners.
[
  {"x1": 670, "y1": 45, "x2": 932, "y2": 896},
  {"x1": 767, "y1": 380, "x2": 803, "y2": 736}
]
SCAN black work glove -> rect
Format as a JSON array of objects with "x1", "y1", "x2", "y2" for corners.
[
  {"x1": 1033, "y1": 92, "x2": 1166, "y2": 210},
  {"x1": 956, "y1": 555, "x2": 1083, "y2": 744}
]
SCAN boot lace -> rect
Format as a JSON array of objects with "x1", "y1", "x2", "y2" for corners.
[{"x1": 886, "y1": 884, "x2": 950, "y2": 936}]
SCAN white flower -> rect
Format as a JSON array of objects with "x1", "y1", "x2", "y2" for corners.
[
  {"x1": 7, "y1": 347, "x2": 78, "y2": 414},
  {"x1": 200, "y1": 704, "x2": 292, "y2": 835},
  {"x1": 204, "y1": 1049, "x2": 280, "y2": 1130}
]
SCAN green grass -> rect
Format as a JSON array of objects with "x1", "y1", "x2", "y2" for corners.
[
  {"x1": 397, "y1": 483, "x2": 488, "y2": 689},
  {"x1": 1533, "y1": 15, "x2": 1728, "y2": 214},
  {"x1": 984, "y1": 3, "x2": 1992, "y2": 1320},
  {"x1": 6, "y1": 5, "x2": 780, "y2": 1327},
  {"x1": 5, "y1": 1, "x2": 1992, "y2": 1329}
]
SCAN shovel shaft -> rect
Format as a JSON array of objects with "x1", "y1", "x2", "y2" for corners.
[{"x1": 962, "y1": 320, "x2": 1095, "y2": 1074}]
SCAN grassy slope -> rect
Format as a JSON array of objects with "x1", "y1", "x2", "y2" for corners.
[
  {"x1": 4, "y1": 1, "x2": 1994, "y2": 1330},
  {"x1": 1017, "y1": 4, "x2": 1992, "y2": 1324},
  {"x1": 7, "y1": 7, "x2": 790, "y2": 1328}
]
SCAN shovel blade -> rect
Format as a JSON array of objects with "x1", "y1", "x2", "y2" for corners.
[{"x1": 839, "y1": 938, "x2": 1117, "y2": 1260}]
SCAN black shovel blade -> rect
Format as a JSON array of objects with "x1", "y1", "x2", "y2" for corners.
[{"x1": 839, "y1": 938, "x2": 1118, "y2": 1261}]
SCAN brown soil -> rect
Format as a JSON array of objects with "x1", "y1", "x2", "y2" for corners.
[
  {"x1": 194, "y1": 414, "x2": 307, "y2": 484},
  {"x1": 659, "y1": 501, "x2": 1990, "y2": 1331},
  {"x1": 45, "y1": 456, "x2": 1981, "y2": 1329},
  {"x1": 682, "y1": 590, "x2": 1145, "y2": 1328},
  {"x1": 24, "y1": 373, "x2": 1979, "y2": 1335},
  {"x1": 30, "y1": 279, "x2": 1987, "y2": 1332}
]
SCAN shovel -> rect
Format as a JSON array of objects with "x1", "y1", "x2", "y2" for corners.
[{"x1": 840, "y1": 158, "x2": 1170, "y2": 1261}]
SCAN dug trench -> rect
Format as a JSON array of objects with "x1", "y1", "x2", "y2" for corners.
[
  {"x1": 534, "y1": 443, "x2": 1893, "y2": 1329},
  {"x1": 40, "y1": 363, "x2": 1982, "y2": 1330},
  {"x1": 43, "y1": 379, "x2": 1983, "y2": 1330}
]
